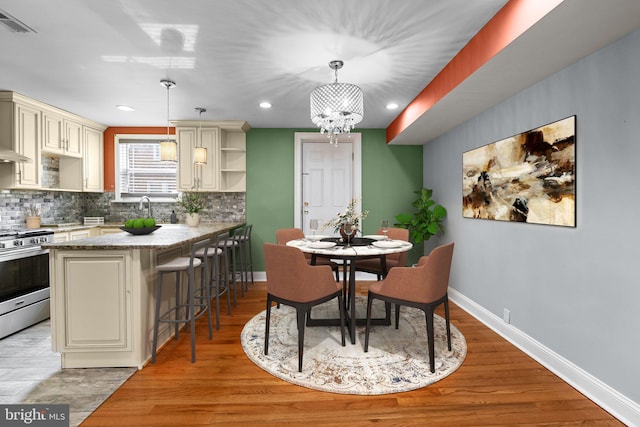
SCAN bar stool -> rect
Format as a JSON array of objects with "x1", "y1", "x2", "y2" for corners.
[
  {"x1": 195, "y1": 242, "x2": 228, "y2": 330},
  {"x1": 214, "y1": 232, "x2": 241, "y2": 308},
  {"x1": 233, "y1": 224, "x2": 254, "y2": 291},
  {"x1": 151, "y1": 238, "x2": 212, "y2": 363}
]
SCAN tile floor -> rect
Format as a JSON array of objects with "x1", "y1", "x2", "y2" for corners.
[{"x1": 0, "y1": 319, "x2": 136, "y2": 426}]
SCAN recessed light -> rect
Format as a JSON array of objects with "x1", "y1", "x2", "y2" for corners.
[
  {"x1": 116, "y1": 105, "x2": 135, "y2": 112},
  {"x1": 386, "y1": 103, "x2": 399, "y2": 110},
  {"x1": 259, "y1": 102, "x2": 272, "y2": 109}
]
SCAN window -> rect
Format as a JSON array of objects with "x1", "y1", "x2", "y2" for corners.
[{"x1": 115, "y1": 135, "x2": 177, "y2": 200}]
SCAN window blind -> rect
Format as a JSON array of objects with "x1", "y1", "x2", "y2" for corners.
[{"x1": 119, "y1": 141, "x2": 177, "y2": 197}]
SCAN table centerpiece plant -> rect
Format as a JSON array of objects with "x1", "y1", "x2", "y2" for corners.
[
  {"x1": 323, "y1": 198, "x2": 369, "y2": 242},
  {"x1": 176, "y1": 192, "x2": 206, "y2": 227}
]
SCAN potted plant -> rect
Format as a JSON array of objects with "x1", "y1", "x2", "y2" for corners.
[
  {"x1": 176, "y1": 192, "x2": 206, "y2": 226},
  {"x1": 323, "y1": 198, "x2": 369, "y2": 243},
  {"x1": 395, "y1": 188, "x2": 447, "y2": 244}
]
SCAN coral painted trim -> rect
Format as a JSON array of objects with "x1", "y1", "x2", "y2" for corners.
[{"x1": 386, "y1": 0, "x2": 563, "y2": 143}]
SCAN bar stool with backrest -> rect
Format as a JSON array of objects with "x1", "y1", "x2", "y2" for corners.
[
  {"x1": 151, "y1": 238, "x2": 213, "y2": 363},
  {"x1": 195, "y1": 240, "x2": 226, "y2": 330},
  {"x1": 227, "y1": 224, "x2": 246, "y2": 294},
  {"x1": 213, "y1": 231, "x2": 241, "y2": 308},
  {"x1": 233, "y1": 224, "x2": 254, "y2": 291}
]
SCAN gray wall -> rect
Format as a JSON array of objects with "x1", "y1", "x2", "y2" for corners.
[{"x1": 423, "y1": 29, "x2": 640, "y2": 403}]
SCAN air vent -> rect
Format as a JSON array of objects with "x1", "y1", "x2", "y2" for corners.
[{"x1": 0, "y1": 9, "x2": 36, "y2": 33}]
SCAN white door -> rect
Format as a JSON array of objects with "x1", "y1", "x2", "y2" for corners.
[{"x1": 294, "y1": 133, "x2": 362, "y2": 236}]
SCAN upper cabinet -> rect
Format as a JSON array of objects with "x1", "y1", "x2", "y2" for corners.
[
  {"x1": 174, "y1": 120, "x2": 250, "y2": 192},
  {"x1": 42, "y1": 109, "x2": 83, "y2": 157},
  {"x1": 0, "y1": 91, "x2": 105, "y2": 192},
  {"x1": 176, "y1": 126, "x2": 220, "y2": 191},
  {"x1": 82, "y1": 126, "x2": 104, "y2": 192},
  {"x1": 0, "y1": 96, "x2": 42, "y2": 189}
]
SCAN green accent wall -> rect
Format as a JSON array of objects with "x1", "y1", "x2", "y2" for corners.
[{"x1": 246, "y1": 128, "x2": 423, "y2": 270}]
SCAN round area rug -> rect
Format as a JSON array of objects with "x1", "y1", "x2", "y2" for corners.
[{"x1": 241, "y1": 296, "x2": 466, "y2": 395}]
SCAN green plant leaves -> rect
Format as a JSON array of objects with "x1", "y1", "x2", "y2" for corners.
[{"x1": 395, "y1": 187, "x2": 446, "y2": 244}]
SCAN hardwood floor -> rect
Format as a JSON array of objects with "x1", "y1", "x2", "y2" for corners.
[{"x1": 84, "y1": 282, "x2": 622, "y2": 426}]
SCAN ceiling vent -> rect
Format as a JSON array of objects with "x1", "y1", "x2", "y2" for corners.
[{"x1": 0, "y1": 9, "x2": 36, "y2": 33}]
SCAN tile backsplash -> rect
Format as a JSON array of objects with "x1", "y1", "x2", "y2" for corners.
[{"x1": 0, "y1": 190, "x2": 245, "y2": 229}]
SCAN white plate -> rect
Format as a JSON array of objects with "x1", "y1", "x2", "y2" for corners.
[
  {"x1": 308, "y1": 241, "x2": 336, "y2": 249},
  {"x1": 372, "y1": 240, "x2": 403, "y2": 248},
  {"x1": 306, "y1": 234, "x2": 330, "y2": 241},
  {"x1": 363, "y1": 234, "x2": 385, "y2": 240}
]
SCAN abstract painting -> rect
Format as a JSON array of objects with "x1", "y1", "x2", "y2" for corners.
[{"x1": 462, "y1": 116, "x2": 575, "y2": 227}]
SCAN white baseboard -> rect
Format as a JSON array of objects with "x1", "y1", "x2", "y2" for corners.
[{"x1": 448, "y1": 288, "x2": 640, "y2": 427}]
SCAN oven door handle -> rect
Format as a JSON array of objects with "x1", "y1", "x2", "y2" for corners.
[{"x1": 0, "y1": 247, "x2": 49, "y2": 263}]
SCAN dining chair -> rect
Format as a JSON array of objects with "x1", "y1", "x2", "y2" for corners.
[
  {"x1": 263, "y1": 243, "x2": 345, "y2": 372},
  {"x1": 354, "y1": 227, "x2": 409, "y2": 279},
  {"x1": 364, "y1": 242, "x2": 454, "y2": 373},
  {"x1": 275, "y1": 228, "x2": 340, "y2": 281}
]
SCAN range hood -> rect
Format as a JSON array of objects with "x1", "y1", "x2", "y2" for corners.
[{"x1": 0, "y1": 148, "x2": 32, "y2": 163}]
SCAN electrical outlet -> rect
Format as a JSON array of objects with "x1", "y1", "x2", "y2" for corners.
[{"x1": 503, "y1": 308, "x2": 510, "y2": 324}]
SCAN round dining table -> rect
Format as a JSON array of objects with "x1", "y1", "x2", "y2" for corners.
[{"x1": 286, "y1": 236, "x2": 412, "y2": 344}]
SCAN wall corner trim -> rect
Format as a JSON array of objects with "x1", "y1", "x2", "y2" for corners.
[{"x1": 448, "y1": 288, "x2": 640, "y2": 426}]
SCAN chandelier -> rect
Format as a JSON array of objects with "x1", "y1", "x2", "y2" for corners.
[
  {"x1": 310, "y1": 60, "x2": 363, "y2": 146},
  {"x1": 193, "y1": 107, "x2": 207, "y2": 165},
  {"x1": 159, "y1": 79, "x2": 177, "y2": 161}
]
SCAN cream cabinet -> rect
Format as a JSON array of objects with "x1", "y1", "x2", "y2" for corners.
[
  {"x1": 98, "y1": 227, "x2": 124, "y2": 236},
  {"x1": 54, "y1": 228, "x2": 94, "y2": 242},
  {"x1": 82, "y1": 126, "x2": 104, "y2": 192},
  {"x1": 0, "y1": 95, "x2": 42, "y2": 189},
  {"x1": 0, "y1": 91, "x2": 105, "y2": 192},
  {"x1": 177, "y1": 126, "x2": 219, "y2": 191},
  {"x1": 51, "y1": 250, "x2": 131, "y2": 354},
  {"x1": 42, "y1": 109, "x2": 82, "y2": 158},
  {"x1": 174, "y1": 120, "x2": 249, "y2": 192}
]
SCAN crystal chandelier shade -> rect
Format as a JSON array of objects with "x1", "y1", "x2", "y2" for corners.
[
  {"x1": 159, "y1": 79, "x2": 177, "y2": 162},
  {"x1": 310, "y1": 60, "x2": 363, "y2": 145}
]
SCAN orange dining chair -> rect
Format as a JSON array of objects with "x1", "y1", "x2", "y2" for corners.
[
  {"x1": 275, "y1": 228, "x2": 340, "y2": 281},
  {"x1": 263, "y1": 243, "x2": 345, "y2": 372},
  {"x1": 364, "y1": 242, "x2": 454, "y2": 373},
  {"x1": 354, "y1": 227, "x2": 409, "y2": 279}
]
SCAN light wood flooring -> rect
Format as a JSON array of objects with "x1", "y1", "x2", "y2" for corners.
[{"x1": 84, "y1": 282, "x2": 623, "y2": 426}]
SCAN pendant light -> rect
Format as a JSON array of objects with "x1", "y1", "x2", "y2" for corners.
[
  {"x1": 310, "y1": 60, "x2": 363, "y2": 146},
  {"x1": 193, "y1": 107, "x2": 207, "y2": 165},
  {"x1": 159, "y1": 79, "x2": 177, "y2": 161}
]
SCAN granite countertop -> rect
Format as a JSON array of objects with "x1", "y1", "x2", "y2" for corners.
[{"x1": 41, "y1": 222, "x2": 244, "y2": 250}]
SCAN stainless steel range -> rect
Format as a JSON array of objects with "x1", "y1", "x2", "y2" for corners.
[{"x1": 0, "y1": 228, "x2": 54, "y2": 339}]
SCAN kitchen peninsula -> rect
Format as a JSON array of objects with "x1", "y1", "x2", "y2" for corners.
[{"x1": 42, "y1": 222, "x2": 244, "y2": 369}]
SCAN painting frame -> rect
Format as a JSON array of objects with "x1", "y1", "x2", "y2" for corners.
[{"x1": 462, "y1": 116, "x2": 576, "y2": 227}]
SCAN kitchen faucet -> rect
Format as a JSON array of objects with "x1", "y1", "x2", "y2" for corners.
[{"x1": 139, "y1": 196, "x2": 152, "y2": 218}]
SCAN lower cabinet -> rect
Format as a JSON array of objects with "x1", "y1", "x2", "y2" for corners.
[
  {"x1": 55, "y1": 251, "x2": 130, "y2": 351},
  {"x1": 53, "y1": 228, "x2": 93, "y2": 242},
  {"x1": 49, "y1": 246, "x2": 178, "y2": 368}
]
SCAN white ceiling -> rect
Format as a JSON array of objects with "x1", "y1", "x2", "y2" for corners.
[
  {"x1": 1, "y1": 0, "x2": 640, "y2": 145},
  {"x1": 0, "y1": 0, "x2": 508, "y2": 129}
]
